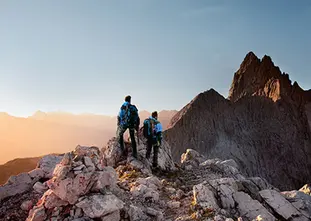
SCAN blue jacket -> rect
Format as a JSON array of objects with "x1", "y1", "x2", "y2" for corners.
[
  {"x1": 148, "y1": 116, "x2": 163, "y2": 134},
  {"x1": 148, "y1": 116, "x2": 163, "y2": 143}
]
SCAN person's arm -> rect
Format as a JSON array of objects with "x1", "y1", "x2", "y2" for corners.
[{"x1": 118, "y1": 105, "x2": 126, "y2": 126}]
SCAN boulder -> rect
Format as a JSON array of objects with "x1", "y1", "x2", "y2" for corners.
[
  {"x1": 281, "y1": 190, "x2": 311, "y2": 219},
  {"x1": 193, "y1": 183, "x2": 219, "y2": 210},
  {"x1": 128, "y1": 205, "x2": 148, "y2": 221},
  {"x1": 20, "y1": 200, "x2": 33, "y2": 211},
  {"x1": 28, "y1": 168, "x2": 44, "y2": 180},
  {"x1": 233, "y1": 191, "x2": 275, "y2": 220},
  {"x1": 52, "y1": 164, "x2": 71, "y2": 180},
  {"x1": 33, "y1": 182, "x2": 48, "y2": 193},
  {"x1": 0, "y1": 173, "x2": 33, "y2": 201},
  {"x1": 47, "y1": 172, "x2": 94, "y2": 204},
  {"x1": 40, "y1": 189, "x2": 68, "y2": 209},
  {"x1": 37, "y1": 155, "x2": 63, "y2": 178},
  {"x1": 208, "y1": 178, "x2": 238, "y2": 209},
  {"x1": 27, "y1": 206, "x2": 47, "y2": 221},
  {"x1": 7, "y1": 172, "x2": 32, "y2": 185},
  {"x1": 260, "y1": 189, "x2": 301, "y2": 220},
  {"x1": 92, "y1": 166, "x2": 118, "y2": 192},
  {"x1": 76, "y1": 194, "x2": 124, "y2": 218},
  {"x1": 181, "y1": 149, "x2": 206, "y2": 168},
  {"x1": 74, "y1": 145, "x2": 100, "y2": 158}
]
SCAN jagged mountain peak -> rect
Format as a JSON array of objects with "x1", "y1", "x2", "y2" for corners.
[
  {"x1": 166, "y1": 89, "x2": 226, "y2": 129},
  {"x1": 228, "y1": 52, "x2": 308, "y2": 103}
]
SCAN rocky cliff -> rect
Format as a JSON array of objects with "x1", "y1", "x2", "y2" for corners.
[{"x1": 165, "y1": 52, "x2": 311, "y2": 190}]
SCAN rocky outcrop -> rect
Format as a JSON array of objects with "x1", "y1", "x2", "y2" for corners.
[
  {"x1": 0, "y1": 155, "x2": 62, "y2": 202},
  {"x1": 1, "y1": 143, "x2": 311, "y2": 221},
  {"x1": 176, "y1": 149, "x2": 311, "y2": 221},
  {"x1": 25, "y1": 146, "x2": 123, "y2": 221},
  {"x1": 102, "y1": 136, "x2": 176, "y2": 172},
  {"x1": 165, "y1": 52, "x2": 311, "y2": 190}
]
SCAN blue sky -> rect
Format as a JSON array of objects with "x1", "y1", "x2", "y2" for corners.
[{"x1": 0, "y1": 0, "x2": 310, "y2": 117}]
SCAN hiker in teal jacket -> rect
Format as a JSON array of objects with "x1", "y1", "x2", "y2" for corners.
[
  {"x1": 117, "y1": 95, "x2": 140, "y2": 158},
  {"x1": 143, "y1": 111, "x2": 163, "y2": 168}
]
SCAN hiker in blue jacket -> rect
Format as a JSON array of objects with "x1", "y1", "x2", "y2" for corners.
[
  {"x1": 117, "y1": 95, "x2": 140, "y2": 158},
  {"x1": 143, "y1": 111, "x2": 163, "y2": 168}
]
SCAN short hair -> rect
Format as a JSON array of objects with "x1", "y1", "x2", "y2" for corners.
[
  {"x1": 152, "y1": 111, "x2": 158, "y2": 118},
  {"x1": 125, "y1": 95, "x2": 131, "y2": 102}
]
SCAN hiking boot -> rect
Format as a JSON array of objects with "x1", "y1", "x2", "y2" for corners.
[
  {"x1": 132, "y1": 153, "x2": 138, "y2": 159},
  {"x1": 151, "y1": 165, "x2": 161, "y2": 174}
]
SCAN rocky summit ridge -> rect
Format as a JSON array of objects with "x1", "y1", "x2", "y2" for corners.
[{"x1": 1, "y1": 139, "x2": 311, "y2": 221}]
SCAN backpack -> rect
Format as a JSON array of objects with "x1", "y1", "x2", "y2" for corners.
[
  {"x1": 123, "y1": 104, "x2": 139, "y2": 128},
  {"x1": 143, "y1": 118, "x2": 157, "y2": 138}
]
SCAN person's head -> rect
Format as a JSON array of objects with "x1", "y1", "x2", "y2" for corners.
[
  {"x1": 125, "y1": 95, "x2": 131, "y2": 103},
  {"x1": 152, "y1": 111, "x2": 158, "y2": 119}
]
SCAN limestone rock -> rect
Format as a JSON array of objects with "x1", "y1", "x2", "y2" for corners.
[
  {"x1": 101, "y1": 210, "x2": 120, "y2": 221},
  {"x1": 27, "y1": 206, "x2": 47, "y2": 221},
  {"x1": 209, "y1": 178, "x2": 238, "y2": 209},
  {"x1": 193, "y1": 183, "x2": 219, "y2": 210},
  {"x1": 76, "y1": 194, "x2": 124, "y2": 218},
  {"x1": 181, "y1": 149, "x2": 206, "y2": 168},
  {"x1": 7, "y1": 172, "x2": 32, "y2": 185},
  {"x1": 0, "y1": 173, "x2": 33, "y2": 201},
  {"x1": 233, "y1": 191, "x2": 275, "y2": 220},
  {"x1": 260, "y1": 189, "x2": 301, "y2": 220},
  {"x1": 281, "y1": 190, "x2": 311, "y2": 219},
  {"x1": 37, "y1": 155, "x2": 63, "y2": 178},
  {"x1": 128, "y1": 205, "x2": 148, "y2": 221},
  {"x1": 47, "y1": 172, "x2": 94, "y2": 204},
  {"x1": 33, "y1": 182, "x2": 48, "y2": 193},
  {"x1": 28, "y1": 168, "x2": 44, "y2": 180},
  {"x1": 41, "y1": 189, "x2": 68, "y2": 209},
  {"x1": 20, "y1": 200, "x2": 33, "y2": 211},
  {"x1": 52, "y1": 164, "x2": 71, "y2": 180},
  {"x1": 74, "y1": 145, "x2": 100, "y2": 158},
  {"x1": 92, "y1": 166, "x2": 118, "y2": 192}
]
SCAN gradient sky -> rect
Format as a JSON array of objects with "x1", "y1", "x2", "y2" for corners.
[{"x1": 0, "y1": 0, "x2": 310, "y2": 117}]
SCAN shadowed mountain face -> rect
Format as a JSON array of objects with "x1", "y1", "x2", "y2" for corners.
[
  {"x1": 0, "y1": 110, "x2": 177, "y2": 165},
  {"x1": 165, "y1": 52, "x2": 311, "y2": 190}
]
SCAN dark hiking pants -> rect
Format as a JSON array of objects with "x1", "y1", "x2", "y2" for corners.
[
  {"x1": 117, "y1": 125, "x2": 137, "y2": 158},
  {"x1": 145, "y1": 137, "x2": 159, "y2": 167}
]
